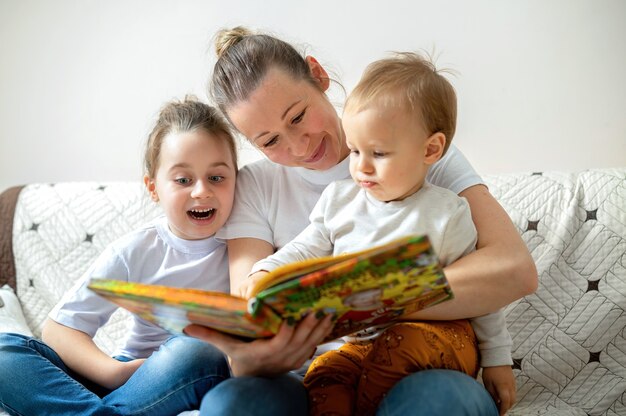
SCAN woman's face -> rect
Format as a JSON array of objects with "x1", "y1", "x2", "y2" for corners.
[{"x1": 227, "y1": 67, "x2": 349, "y2": 170}]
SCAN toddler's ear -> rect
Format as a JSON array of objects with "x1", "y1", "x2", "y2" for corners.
[
  {"x1": 143, "y1": 175, "x2": 159, "y2": 202},
  {"x1": 424, "y1": 132, "x2": 446, "y2": 165}
]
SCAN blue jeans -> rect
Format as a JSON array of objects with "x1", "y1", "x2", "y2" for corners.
[
  {"x1": 198, "y1": 368, "x2": 497, "y2": 416},
  {"x1": 199, "y1": 372, "x2": 307, "y2": 416},
  {"x1": 0, "y1": 333, "x2": 230, "y2": 416},
  {"x1": 378, "y1": 369, "x2": 499, "y2": 416}
]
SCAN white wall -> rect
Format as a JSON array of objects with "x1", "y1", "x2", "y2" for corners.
[{"x1": 1, "y1": 0, "x2": 625, "y2": 193}]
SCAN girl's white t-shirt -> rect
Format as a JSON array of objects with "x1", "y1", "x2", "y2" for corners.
[
  {"x1": 217, "y1": 144, "x2": 483, "y2": 248},
  {"x1": 49, "y1": 216, "x2": 230, "y2": 359}
]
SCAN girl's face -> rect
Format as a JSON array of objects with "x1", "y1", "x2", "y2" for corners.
[
  {"x1": 227, "y1": 67, "x2": 350, "y2": 171},
  {"x1": 144, "y1": 129, "x2": 237, "y2": 240}
]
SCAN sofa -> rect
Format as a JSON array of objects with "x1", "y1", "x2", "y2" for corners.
[{"x1": 1, "y1": 168, "x2": 625, "y2": 416}]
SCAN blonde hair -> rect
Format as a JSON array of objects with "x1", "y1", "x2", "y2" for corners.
[
  {"x1": 210, "y1": 26, "x2": 320, "y2": 117},
  {"x1": 345, "y1": 52, "x2": 457, "y2": 154},
  {"x1": 144, "y1": 96, "x2": 238, "y2": 178}
]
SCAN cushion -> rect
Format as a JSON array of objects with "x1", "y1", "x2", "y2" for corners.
[
  {"x1": 12, "y1": 182, "x2": 162, "y2": 345},
  {"x1": 0, "y1": 284, "x2": 33, "y2": 337},
  {"x1": 484, "y1": 169, "x2": 626, "y2": 415}
]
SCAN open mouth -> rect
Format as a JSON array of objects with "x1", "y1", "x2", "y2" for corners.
[{"x1": 187, "y1": 208, "x2": 216, "y2": 221}]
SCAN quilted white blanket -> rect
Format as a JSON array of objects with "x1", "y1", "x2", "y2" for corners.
[
  {"x1": 3, "y1": 168, "x2": 626, "y2": 415},
  {"x1": 486, "y1": 169, "x2": 626, "y2": 415}
]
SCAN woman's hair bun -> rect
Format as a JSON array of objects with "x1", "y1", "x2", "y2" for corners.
[{"x1": 214, "y1": 26, "x2": 253, "y2": 58}]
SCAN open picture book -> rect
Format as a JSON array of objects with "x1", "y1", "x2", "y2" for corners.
[{"x1": 88, "y1": 235, "x2": 453, "y2": 342}]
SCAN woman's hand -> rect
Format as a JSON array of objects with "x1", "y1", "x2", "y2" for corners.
[
  {"x1": 482, "y1": 365, "x2": 517, "y2": 415},
  {"x1": 184, "y1": 312, "x2": 333, "y2": 377}
]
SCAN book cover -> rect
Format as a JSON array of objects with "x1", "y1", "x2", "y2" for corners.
[
  {"x1": 87, "y1": 280, "x2": 282, "y2": 339},
  {"x1": 88, "y1": 235, "x2": 452, "y2": 341}
]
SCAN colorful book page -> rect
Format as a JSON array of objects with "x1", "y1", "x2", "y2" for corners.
[
  {"x1": 253, "y1": 235, "x2": 452, "y2": 340},
  {"x1": 88, "y1": 279, "x2": 282, "y2": 338}
]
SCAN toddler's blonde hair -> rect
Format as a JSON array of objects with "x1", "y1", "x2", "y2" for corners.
[{"x1": 345, "y1": 52, "x2": 457, "y2": 155}]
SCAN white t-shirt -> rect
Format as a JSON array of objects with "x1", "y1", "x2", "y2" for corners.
[
  {"x1": 216, "y1": 144, "x2": 488, "y2": 372},
  {"x1": 216, "y1": 144, "x2": 483, "y2": 249},
  {"x1": 50, "y1": 216, "x2": 230, "y2": 359},
  {"x1": 252, "y1": 181, "x2": 476, "y2": 270},
  {"x1": 252, "y1": 180, "x2": 512, "y2": 367}
]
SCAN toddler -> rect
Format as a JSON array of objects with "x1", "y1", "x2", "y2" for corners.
[{"x1": 248, "y1": 53, "x2": 515, "y2": 416}]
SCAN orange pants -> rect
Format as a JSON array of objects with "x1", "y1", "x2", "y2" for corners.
[{"x1": 303, "y1": 320, "x2": 479, "y2": 416}]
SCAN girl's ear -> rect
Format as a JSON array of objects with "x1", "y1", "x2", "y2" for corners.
[
  {"x1": 305, "y1": 56, "x2": 330, "y2": 92},
  {"x1": 424, "y1": 132, "x2": 446, "y2": 165},
  {"x1": 143, "y1": 175, "x2": 159, "y2": 202}
]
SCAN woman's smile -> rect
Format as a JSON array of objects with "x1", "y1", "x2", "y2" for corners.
[{"x1": 303, "y1": 138, "x2": 327, "y2": 164}]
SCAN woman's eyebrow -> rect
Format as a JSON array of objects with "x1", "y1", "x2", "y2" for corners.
[
  {"x1": 252, "y1": 99, "x2": 303, "y2": 141},
  {"x1": 281, "y1": 99, "x2": 301, "y2": 120}
]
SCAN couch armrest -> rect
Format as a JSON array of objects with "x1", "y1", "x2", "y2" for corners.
[{"x1": 0, "y1": 186, "x2": 25, "y2": 291}]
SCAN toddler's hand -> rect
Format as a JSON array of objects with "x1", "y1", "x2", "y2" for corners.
[
  {"x1": 482, "y1": 365, "x2": 516, "y2": 415},
  {"x1": 235, "y1": 271, "x2": 269, "y2": 299}
]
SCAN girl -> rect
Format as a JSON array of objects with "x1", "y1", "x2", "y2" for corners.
[
  {"x1": 185, "y1": 27, "x2": 537, "y2": 416},
  {"x1": 0, "y1": 97, "x2": 237, "y2": 415}
]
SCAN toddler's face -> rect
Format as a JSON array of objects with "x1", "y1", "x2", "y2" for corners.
[
  {"x1": 145, "y1": 129, "x2": 236, "y2": 240},
  {"x1": 344, "y1": 103, "x2": 433, "y2": 202}
]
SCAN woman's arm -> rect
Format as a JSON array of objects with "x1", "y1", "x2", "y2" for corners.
[
  {"x1": 42, "y1": 319, "x2": 145, "y2": 389},
  {"x1": 411, "y1": 184, "x2": 538, "y2": 319}
]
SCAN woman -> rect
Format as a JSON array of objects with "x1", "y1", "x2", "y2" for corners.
[{"x1": 185, "y1": 26, "x2": 537, "y2": 416}]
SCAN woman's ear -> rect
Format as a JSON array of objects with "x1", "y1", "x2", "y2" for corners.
[
  {"x1": 305, "y1": 56, "x2": 330, "y2": 92},
  {"x1": 424, "y1": 132, "x2": 446, "y2": 165},
  {"x1": 143, "y1": 175, "x2": 159, "y2": 202}
]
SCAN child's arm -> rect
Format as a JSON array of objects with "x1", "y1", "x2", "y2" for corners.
[
  {"x1": 42, "y1": 318, "x2": 145, "y2": 389},
  {"x1": 249, "y1": 223, "x2": 332, "y2": 273},
  {"x1": 232, "y1": 223, "x2": 332, "y2": 298},
  {"x1": 240, "y1": 270, "x2": 269, "y2": 299},
  {"x1": 44, "y1": 244, "x2": 142, "y2": 389},
  {"x1": 239, "y1": 191, "x2": 336, "y2": 298}
]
